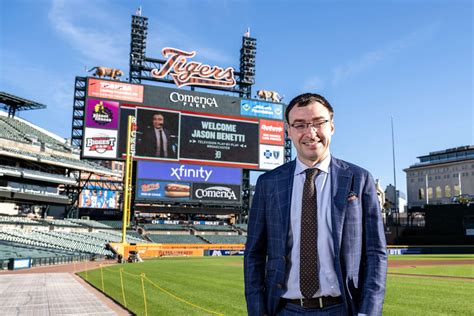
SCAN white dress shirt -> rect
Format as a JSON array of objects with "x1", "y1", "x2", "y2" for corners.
[
  {"x1": 154, "y1": 128, "x2": 168, "y2": 157},
  {"x1": 282, "y1": 153, "x2": 341, "y2": 299}
]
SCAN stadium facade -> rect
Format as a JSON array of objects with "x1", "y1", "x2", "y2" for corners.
[{"x1": 404, "y1": 145, "x2": 474, "y2": 208}]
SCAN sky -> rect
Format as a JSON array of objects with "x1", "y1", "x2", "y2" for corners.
[{"x1": 0, "y1": 0, "x2": 472, "y2": 194}]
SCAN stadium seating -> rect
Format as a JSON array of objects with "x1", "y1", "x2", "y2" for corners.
[
  {"x1": 234, "y1": 224, "x2": 248, "y2": 232},
  {"x1": 98, "y1": 220, "x2": 124, "y2": 229},
  {"x1": 0, "y1": 117, "x2": 30, "y2": 143},
  {"x1": 192, "y1": 225, "x2": 235, "y2": 232},
  {"x1": 0, "y1": 216, "x2": 43, "y2": 226},
  {"x1": 0, "y1": 145, "x2": 113, "y2": 174},
  {"x1": 141, "y1": 223, "x2": 187, "y2": 231},
  {"x1": 147, "y1": 234, "x2": 207, "y2": 244},
  {"x1": 0, "y1": 116, "x2": 66, "y2": 152},
  {"x1": 43, "y1": 219, "x2": 82, "y2": 227},
  {"x1": 125, "y1": 230, "x2": 147, "y2": 240},
  {"x1": 66, "y1": 219, "x2": 114, "y2": 229},
  {"x1": 201, "y1": 235, "x2": 247, "y2": 244}
]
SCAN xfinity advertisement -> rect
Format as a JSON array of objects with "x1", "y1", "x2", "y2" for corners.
[
  {"x1": 136, "y1": 161, "x2": 242, "y2": 185},
  {"x1": 136, "y1": 162, "x2": 242, "y2": 204}
]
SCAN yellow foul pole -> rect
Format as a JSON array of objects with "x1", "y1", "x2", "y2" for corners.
[{"x1": 121, "y1": 115, "x2": 136, "y2": 244}]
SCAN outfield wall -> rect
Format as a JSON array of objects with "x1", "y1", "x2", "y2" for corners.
[
  {"x1": 387, "y1": 245, "x2": 474, "y2": 255},
  {"x1": 110, "y1": 242, "x2": 245, "y2": 259}
]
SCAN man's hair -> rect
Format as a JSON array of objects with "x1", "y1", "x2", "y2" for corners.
[{"x1": 285, "y1": 93, "x2": 334, "y2": 123}]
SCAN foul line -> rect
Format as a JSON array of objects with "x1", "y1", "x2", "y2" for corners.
[{"x1": 101, "y1": 266, "x2": 224, "y2": 315}]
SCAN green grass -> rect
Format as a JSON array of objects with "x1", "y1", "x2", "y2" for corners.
[
  {"x1": 78, "y1": 256, "x2": 474, "y2": 316},
  {"x1": 78, "y1": 257, "x2": 246, "y2": 315},
  {"x1": 390, "y1": 265, "x2": 474, "y2": 278},
  {"x1": 385, "y1": 276, "x2": 474, "y2": 315}
]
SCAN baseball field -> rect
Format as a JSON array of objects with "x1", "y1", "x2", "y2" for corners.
[{"x1": 78, "y1": 254, "x2": 474, "y2": 315}]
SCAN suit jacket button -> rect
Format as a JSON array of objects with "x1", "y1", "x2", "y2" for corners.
[{"x1": 277, "y1": 283, "x2": 283, "y2": 288}]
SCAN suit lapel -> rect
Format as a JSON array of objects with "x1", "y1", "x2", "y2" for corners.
[
  {"x1": 276, "y1": 160, "x2": 295, "y2": 255},
  {"x1": 330, "y1": 157, "x2": 353, "y2": 253}
]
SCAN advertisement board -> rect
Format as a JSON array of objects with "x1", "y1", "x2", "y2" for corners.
[
  {"x1": 137, "y1": 161, "x2": 242, "y2": 185},
  {"x1": 240, "y1": 99, "x2": 283, "y2": 120},
  {"x1": 88, "y1": 78, "x2": 144, "y2": 103},
  {"x1": 136, "y1": 179, "x2": 191, "y2": 201},
  {"x1": 259, "y1": 144, "x2": 285, "y2": 170},
  {"x1": 85, "y1": 98, "x2": 120, "y2": 129},
  {"x1": 259, "y1": 119, "x2": 285, "y2": 145},
  {"x1": 142, "y1": 84, "x2": 241, "y2": 116},
  {"x1": 84, "y1": 77, "x2": 286, "y2": 172},
  {"x1": 191, "y1": 183, "x2": 241, "y2": 203},
  {"x1": 82, "y1": 128, "x2": 118, "y2": 159},
  {"x1": 136, "y1": 161, "x2": 242, "y2": 204},
  {"x1": 79, "y1": 187, "x2": 120, "y2": 209}
]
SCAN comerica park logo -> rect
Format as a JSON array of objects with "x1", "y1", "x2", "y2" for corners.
[
  {"x1": 195, "y1": 186, "x2": 237, "y2": 200},
  {"x1": 86, "y1": 137, "x2": 116, "y2": 154}
]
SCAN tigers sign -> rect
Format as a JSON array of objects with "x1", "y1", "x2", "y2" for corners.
[{"x1": 151, "y1": 47, "x2": 236, "y2": 88}]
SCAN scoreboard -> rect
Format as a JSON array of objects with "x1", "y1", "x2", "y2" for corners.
[{"x1": 81, "y1": 78, "x2": 285, "y2": 205}]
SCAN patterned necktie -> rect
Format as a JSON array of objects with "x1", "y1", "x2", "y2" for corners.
[{"x1": 300, "y1": 168, "x2": 319, "y2": 298}]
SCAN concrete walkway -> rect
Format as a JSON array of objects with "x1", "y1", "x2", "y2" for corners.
[{"x1": 0, "y1": 273, "x2": 118, "y2": 315}]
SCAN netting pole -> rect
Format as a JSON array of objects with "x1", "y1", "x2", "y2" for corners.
[
  {"x1": 85, "y1": 261, "x2": 88, "y2": 281},
  {"x1": 100, "y1": 264, "x2": 105, "y2": 292},
  {"x1": 120, "y1": 268, "x2": 127, "y2": 307},
  {"x1": 140, "y1": 273, "x2": 148, "y2": 316}
]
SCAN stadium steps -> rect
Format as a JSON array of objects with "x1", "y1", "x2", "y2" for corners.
[{"x1": 0, "y1": 116, "x2": 66, "y2": 152}]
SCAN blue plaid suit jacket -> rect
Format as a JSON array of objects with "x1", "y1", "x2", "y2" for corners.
[{"x1": 244, "y1": 157, "x2": 387, "y2": 316}]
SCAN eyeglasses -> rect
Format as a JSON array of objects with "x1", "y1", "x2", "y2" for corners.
[{"x1": 290, "y1": 119, "x2": 330, "y2": 131}]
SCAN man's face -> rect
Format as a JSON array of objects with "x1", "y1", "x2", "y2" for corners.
[
  {"x1": 287, "y1": 101, "x2": 334, "y2": 167},
  {"x1": 152, "y1": 114, "x2": 164, "y2": 129}
]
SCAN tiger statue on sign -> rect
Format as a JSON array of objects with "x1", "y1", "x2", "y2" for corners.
[
  {"x1": 88, "y1": 66, "x2": 124, "y2": 80},
  {"x1": 257, "y1": 90, "x2": 283, "y2": 103}
]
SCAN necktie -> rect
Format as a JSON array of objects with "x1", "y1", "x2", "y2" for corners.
[
  {"x1": 159, "y1": 130, "x2": 164, "y2": 157},
  {"x1": 300, "y1": 168, "x2": 319, "y2": 298}
]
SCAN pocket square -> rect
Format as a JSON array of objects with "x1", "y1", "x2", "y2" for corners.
[{"x1": 347, "y1": 191, "x2": 358, "y2": 201}]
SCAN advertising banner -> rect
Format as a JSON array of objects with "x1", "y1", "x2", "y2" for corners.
[
  {"x1": 88, "y1": 78, "x2": 144, "y2": 103},
  {"x1": 136, "y1": 179, "x2": 191, "y2": 201},
  {"x1": 82, "y1": 128, "x2": 118, "y2": 159},
  {"x1": 240, "y1": 99, "x2": 284, "y2": 120},
  {"x1": 259, "y1": 119, "x2": 285, "y2": 145},
  {"x1": 191, "y1": 183, "x2": 241, "y2": 203},
  {"x1": 179, "y1": 113, "x2": 259, "y2": 166},
  {"x1": 85, "y1": 98, "x2": 120, "y2": 129},
  {"x1": 208, "y1": 250, "x2": 245, "y2": 256},
  {"x1": 142, "y1": 84, "x2": 241, "y2": 116},
  {"x1": 259, "y1": 144, "x2": 285, "y2": 170},
  {"x1": 137, "y1": 161, "x2": 242, "y2": 185}
]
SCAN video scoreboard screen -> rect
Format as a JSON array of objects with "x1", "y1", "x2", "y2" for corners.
[{"x1": 81, "y1": 78, "x2": 285, "y2": 205}]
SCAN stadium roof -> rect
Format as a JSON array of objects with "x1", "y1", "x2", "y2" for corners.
[{"x1": 0, "y1": 91, "x2": 47, "y2": 117}]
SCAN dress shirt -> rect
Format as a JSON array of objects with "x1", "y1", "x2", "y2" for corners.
[
  {"x1": 154, "y1": 128, "x2": 168, "y2": 157},
  {"x1": 282, "y1": 153, "x2": 341, "y2": 298}
]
